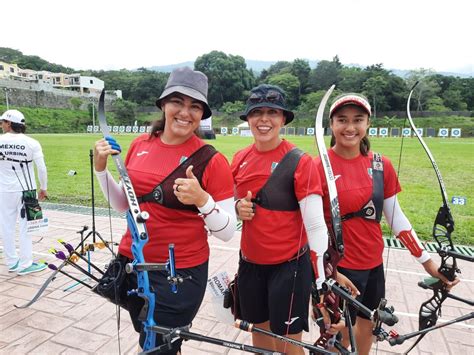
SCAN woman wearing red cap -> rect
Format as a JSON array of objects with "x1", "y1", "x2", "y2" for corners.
[
  {"x1": 94, "y1": 67, "x2": 237, "y2": 354},
  {"x1": 315, "y1": 93, "x2": 459, "y2": 354},
  {"x1": 231, "y1": 84, "x2": 331, "y2": 354}
]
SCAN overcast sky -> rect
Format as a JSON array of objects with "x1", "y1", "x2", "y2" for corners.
[{"x1": 3, "y1": 0, "x2": 473, "y2": 74}]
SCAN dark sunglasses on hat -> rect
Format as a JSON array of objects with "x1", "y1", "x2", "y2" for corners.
[{"x1": 248, "y1": 90, "x2": 285, "y2": 104}]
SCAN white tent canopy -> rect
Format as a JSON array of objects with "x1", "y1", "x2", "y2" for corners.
[{"x1": 237, "y1": 121, "x2": 249, "y2": 128}]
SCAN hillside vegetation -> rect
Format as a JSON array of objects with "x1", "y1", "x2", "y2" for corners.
[
  {"x1": 0, "y1": 105, "x2": 120, "y2": 133},
  {"x1": 2, "y1": 47, "x2": 473, "y2": 115},
  {"x1": 2, "y1": 104, "x2": 473, "y2": 135}
]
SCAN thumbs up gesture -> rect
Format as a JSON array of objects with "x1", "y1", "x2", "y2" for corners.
[
  {"x1": 174, "y1": 165, "x2": 209, "y2": 207},
  {"x1": 236, "y1": 191, "x2": 255, "y2": 221}
]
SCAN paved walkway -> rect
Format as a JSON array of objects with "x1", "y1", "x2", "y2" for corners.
[{"x1": 0, "y1": 208, "x2": 472, "y2": 354}]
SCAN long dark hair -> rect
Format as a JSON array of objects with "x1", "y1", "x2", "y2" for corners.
[
  {"x1": 11, "y1": 122, "x2": 26, "y2": 134},
  {"x1": 149, "y1": 95, "x2": 204, "y2": 139}
]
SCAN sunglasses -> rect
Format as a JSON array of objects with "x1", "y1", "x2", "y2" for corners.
[{"x1": 248, "y1": 90, "x2": 284, "y2": 104}]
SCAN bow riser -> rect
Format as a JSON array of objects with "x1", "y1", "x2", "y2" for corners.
[{"x1": 98, "y1": 90, "x2": 157, "y2": 350}]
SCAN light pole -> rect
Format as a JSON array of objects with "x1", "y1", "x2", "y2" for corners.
[
  {"x1": 89, "y1": 97, "x2": 96, "y2": 132},
  {"x1": 3, "y1": 88, "x2": 13, "y2": 110}
]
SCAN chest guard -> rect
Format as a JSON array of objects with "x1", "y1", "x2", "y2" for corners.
[
  {"x1": 253, "y1": 147, "x2": 304, "y2": 211},
  {"x1": 137, "y1": 144, "x2": 217, "y2": 212},
  {"x1": 341, "y1": 152, "x2": 384, "y2": 223}
]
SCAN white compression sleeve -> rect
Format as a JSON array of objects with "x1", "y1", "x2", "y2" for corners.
[
  {"x1": 34, "y1": 156, "x2": 48, "y2": 190},
  {"x1": 94, "y1": 169, "x2": 129, "y2": 212},
  {"x1": 199, "y1": 195, "x2": 237, "y2": 242},
  {"x1": 383, "y1": 195, "x2": 430, "y2": 263},
  {"x1": 299, "y1": 194, "x2": 329, "y2": 290}
]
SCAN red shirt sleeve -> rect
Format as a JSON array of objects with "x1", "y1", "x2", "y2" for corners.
[
  {"x1": 202, "y1": 152, "x2": 234, "y2": 201},
  {"x1": 382, "y1": 156, "x2": 402, "y2": 199}
]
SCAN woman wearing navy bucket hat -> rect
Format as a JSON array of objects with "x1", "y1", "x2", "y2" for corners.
[
  {"x1": 314, "y1": 93, "x2": 459, "y2": 354},
  {"x1": 231, "y1": 84, "x2": 341, "y2": 354},
  {"x1": 94, "y1": 67, "x2": 237, "y2": 354}
]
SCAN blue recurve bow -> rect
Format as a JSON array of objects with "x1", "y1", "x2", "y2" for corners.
[{"x1": 97, "y1": 89, "x2": 158, "y2": 350}]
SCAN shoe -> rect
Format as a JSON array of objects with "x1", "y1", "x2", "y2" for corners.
[
  {"x1": 18, "y1": 262, "x2": 47, "y2": 275},
  {"x1": 8, "y1": 260, "x2": 20, "y2": 272}
]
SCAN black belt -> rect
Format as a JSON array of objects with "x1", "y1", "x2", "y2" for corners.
[{"x1": 241, "y1": 244, "x2": 308, "y2": 263}]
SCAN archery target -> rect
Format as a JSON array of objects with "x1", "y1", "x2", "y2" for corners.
[
  {"x1": 438, "y1": 128, "x2": 449, "y2": 137},
  {"x1": 368, "y1": 128, "x2": 378, "y2": 136},
  {"x1": 451, "y1": 128, "x2": 461, "y2": 138}
]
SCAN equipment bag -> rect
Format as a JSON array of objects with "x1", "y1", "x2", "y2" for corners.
[
  {"x1": 21, "y1": 190, "x2": 43, "y2": 221},
  {"x1": 92, "y1": 255, "x2": 129, "y2": 310}
]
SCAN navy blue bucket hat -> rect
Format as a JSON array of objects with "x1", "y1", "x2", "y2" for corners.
[
  {"x1": 240, "y1": 84, "x2": 294, "y2": 125},
  {"x1": 156, "y1": 66, "x2": 212, "y2": 119}
]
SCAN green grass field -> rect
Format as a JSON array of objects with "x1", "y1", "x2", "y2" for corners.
[{"x1": 31, "y1": 133, "x2": 473, "y2": 245}]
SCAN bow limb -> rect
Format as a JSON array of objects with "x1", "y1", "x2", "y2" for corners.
[
  {"x1": 312, "y1": 85, "x2": 346, "y2": 350},
  {"x1": 315, "y1": 86, "x2": 343, "y2": 254},
  {"x1": 98, "y1": 90, "x2": 157, "y2": 350},
  {"x1": 397, "y1": 82, "x2": 459, "y2": 353}
]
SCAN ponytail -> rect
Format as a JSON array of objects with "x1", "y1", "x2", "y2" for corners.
[
  {"x1": 360, "y1": 135, "x2": 370, "y2": 156},
  {"x1": 11, "y1": 122, "x2": 26, "y2": 134}
]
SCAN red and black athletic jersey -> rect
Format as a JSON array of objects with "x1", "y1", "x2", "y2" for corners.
[
  {"x1": 118, "y1": 134, "x2": 234, "y2": 268},
  {"x1": 231, "y1": 140, "x2": 323, "y2": 264},
  {"x1": 315, "y1": 150, "x2": 401, "y2": 269}
]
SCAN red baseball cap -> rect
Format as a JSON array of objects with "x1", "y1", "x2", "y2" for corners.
[{"x1": 329, "y1": 93, "x2": 371, "y2": 118}]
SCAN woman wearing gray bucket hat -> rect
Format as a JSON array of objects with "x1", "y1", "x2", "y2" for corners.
[
  {"x1": 94, "y1": 67, "x2": 237, "y2": 354},
  {"x1": 231, "y1": 84, "x2": 330, "y2": 353},
  {"x1": 315, "y1": 92, "x2": 458, "y2": 354}
]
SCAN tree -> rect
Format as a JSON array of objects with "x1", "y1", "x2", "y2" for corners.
[
  {"x1": 259, "y1": 61, "x2": 292, "y2": 82},
  {"x1": 291, "y1": 59, "x2": 311, "y2": 96},
  {"x1": 113, "y1": 99, "x2": 137, "y2": 125},
  {"x1": 69, "y1": 97, "x2": 83, "y2": 110},
  {"x1": 363, "y1": 76, "x2": 388, "y2": 118},
  {"x1": 221, "y1": 101, "x2": 245, "y2": 115},
  {"x1": 0, "y1": 47, "x2": 74, "y2": 73},
  {"x1": 459, "y1": 78, "x2": 474, "y2": 110},
  {"x1": 195, "y1": 51, "x2": 255, "y2": 108},
  {"x1": 267, "y1": 73, "x2": 300, "y2": 108},
  {"x1": 426, "y1": 96, "x2": 449, "y2": 111},
  {"x1": 406, "y1": 69, "x2": 441, "y2": 111},
  {"x1": 442, "y1": 88, "x2": 467, "y2": 111},
  {"x1": 308, "y1": 56, "x2": 342, "y2": 91},
  {"x1": 338, "y1": 67, "x2": 365, "y2": 92},
  {"x1": 382, "y1": 75, "x2": 407, "y2": 112},
  {"x1": 130, "y1": 69, "x2": 168, "y2": 105},
  {"x1": 297, "y1": 90, "x2": 327, "y2": 114}
]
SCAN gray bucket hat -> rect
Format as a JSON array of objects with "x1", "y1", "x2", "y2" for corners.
[
  {"x1": 155, "y1": 67, "x2": 212, "y2": 119},
  {"x1": 240, "y1": 84, "x2": 294, "y2": 125}
]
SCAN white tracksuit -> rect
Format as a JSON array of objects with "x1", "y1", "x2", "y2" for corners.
[{"x1": 0, "y1": 132, "x2": 47, "y2": 269}]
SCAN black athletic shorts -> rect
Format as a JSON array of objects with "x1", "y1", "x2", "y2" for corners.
[
  {"x1": 337, "y1": 263, "x2": 385, "y2": 325},
  {"x1": 237, "y1": 249, "x2": 312, "y2": 335},
  {"x1": 126, "y1": 259, "x2": 208, "y2": 354}
]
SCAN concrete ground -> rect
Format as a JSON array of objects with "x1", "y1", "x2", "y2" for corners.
[{"x1": 0, "y1": 208, "x2": 472, "y2": 354}]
